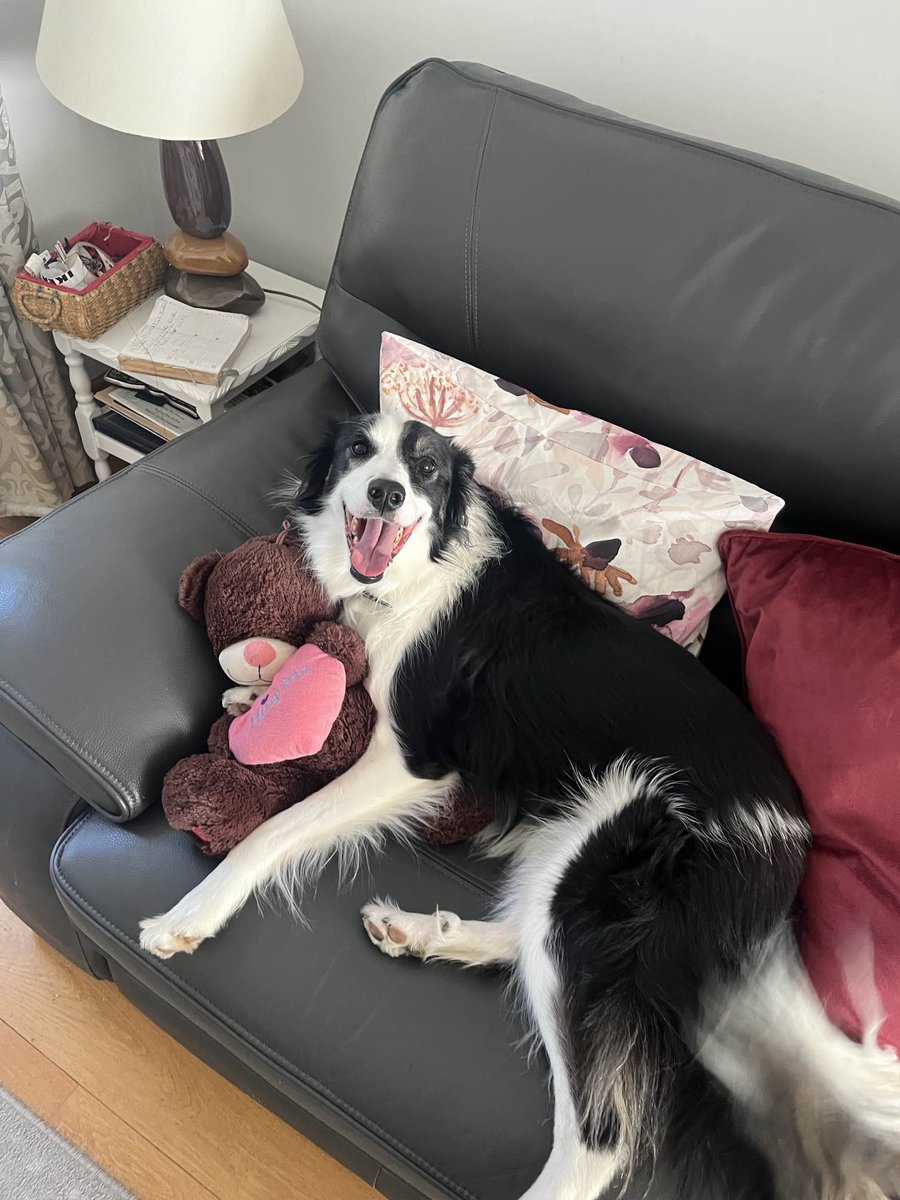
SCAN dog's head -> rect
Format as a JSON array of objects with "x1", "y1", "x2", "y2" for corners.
[{"x1": 293, "y1": 414, "x2": 475, "y2": 597}]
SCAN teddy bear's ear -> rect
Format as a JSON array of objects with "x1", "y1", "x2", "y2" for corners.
[{"x1": 177, "y1": 552, "x2": 221, "y2": 621}]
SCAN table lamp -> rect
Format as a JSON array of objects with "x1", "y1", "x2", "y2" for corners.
[{"x1": 35, "y1": 0, "x2": 303, "y2": 314}]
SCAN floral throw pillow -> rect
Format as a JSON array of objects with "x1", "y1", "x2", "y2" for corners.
[{"x1": 379, "y1": 333, "x2": 783, "y2": 652}]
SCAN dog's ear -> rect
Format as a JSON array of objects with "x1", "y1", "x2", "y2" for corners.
[
  {"x1": 444, "y1": 444, "x2": 475, "y2": 533},
  {"x1": 295, "y1": 425, "x2": 339, "y2": 515}
]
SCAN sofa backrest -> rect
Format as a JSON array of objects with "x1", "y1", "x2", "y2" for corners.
[{"x1": 319, "y1": 59, "x2": 900, "y2": 552}]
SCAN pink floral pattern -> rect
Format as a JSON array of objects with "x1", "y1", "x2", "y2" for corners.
[
  {"x1": 380, "y1": 359, "x2": 479, "y2": 427},
  {"x1": 380, "y1": 333, "x2": 783, "y2": 652}
]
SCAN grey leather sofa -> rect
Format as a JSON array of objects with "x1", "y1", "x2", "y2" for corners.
[{"x1": 1, "y1": 60, "x2": 899, "y2": 1200}]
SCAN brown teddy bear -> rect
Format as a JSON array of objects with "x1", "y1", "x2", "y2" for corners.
[{"x1": 162, "y1": 532, "x2": 494, "y2": 855}]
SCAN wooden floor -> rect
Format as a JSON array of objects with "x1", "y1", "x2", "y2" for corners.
[
  {"x1": 0, "y1": 900, "x2": 376, "y2": 1200},
  {"x1": 0, "y1": 514, "x2": 36, "y2": 538}
]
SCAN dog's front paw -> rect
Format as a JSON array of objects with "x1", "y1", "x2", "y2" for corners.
[{"x1": 139, "y1": 913, "x2": 208, "y2": 959}]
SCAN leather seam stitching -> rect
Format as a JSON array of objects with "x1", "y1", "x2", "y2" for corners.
[
  {"x1": 464, "y1": 88, "x2": 498, "y2": 356},
  {"x1": 471, "y1": 88, "x2": 498, "y2": 358},
  {"x1": 414, "y1": 844, "x2": 494, "y2": 898},
  {"x1": 52, "y1": 817, "x2": 480, "y2": 1200},
  {"x1": 60, "y1": 796, "x2": 105, "y2": 976},
  {"x1": 468, "y1": 174, "x2": 475, "y2": 350},
  {"x1": 140, "y1": 465, "x2": 260, "y2": 537},
  {"x1": 0, "y1": 679, "x2": 134, "y2": 815}
]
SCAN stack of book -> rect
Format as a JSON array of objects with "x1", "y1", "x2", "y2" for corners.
[
  {"x1": 91, "y1": 296, "x2": 254, "y2": 455},
  {"x1": 92, "y1": 384, "x2": 200, "y2": 453},
  {"x1": 89, "y1": 294, "x2": 316, "y2": 456}
]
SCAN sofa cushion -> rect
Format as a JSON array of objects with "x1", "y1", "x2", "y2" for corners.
[
  {"x1": 380, "y1": 332, "x2": 782, "y2": 653},
  {"x1": 52, "y1": 806, "x2": 553, "y2": 1200},
  {"x1": 721, "y1": 530, "x2": 900, "y2": 1050},
  {"x1": 54, "y1": 808, "x2": 745, "y2": 1199}
]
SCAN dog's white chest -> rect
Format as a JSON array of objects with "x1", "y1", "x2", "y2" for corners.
[{"x1": 343, "y1": 596, "x2": 411, "y2": 715}]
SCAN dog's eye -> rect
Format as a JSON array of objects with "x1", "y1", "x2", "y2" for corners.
[
  {"x1": 419, "y1": 456, "x2": 437, "y2": 476},
  {"x1": 350, "y1": 439, "x2": 369, "y2": 458}
]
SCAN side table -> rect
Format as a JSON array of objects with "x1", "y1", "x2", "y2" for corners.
[{"x1": 54, "y1": 261, "x2": 324, "y2": 480}]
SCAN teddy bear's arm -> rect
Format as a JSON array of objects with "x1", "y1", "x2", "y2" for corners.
[{"x1": 306, "y1": 622, "x2": 368, "y2": 687}]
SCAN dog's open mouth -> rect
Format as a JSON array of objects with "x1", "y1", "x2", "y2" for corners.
[{"x1": 344, "y1": 506, "x2": 419, "y2": 583}]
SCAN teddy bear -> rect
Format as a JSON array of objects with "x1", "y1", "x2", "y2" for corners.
[{"x1": 162, "y1": 531, "x2": 495, "y2": 855}]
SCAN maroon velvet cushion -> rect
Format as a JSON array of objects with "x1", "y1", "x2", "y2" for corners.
[{"x1": 721, "y1": 530, "x2": 900, "y2": 1050}]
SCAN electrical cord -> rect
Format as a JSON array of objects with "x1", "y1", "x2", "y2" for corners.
[{"x1": 262, "y1": 288, "x2": 323, "y2": 312}]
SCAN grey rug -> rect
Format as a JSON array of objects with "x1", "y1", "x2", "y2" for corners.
[{"x1": 0, "y1": 1085, "x2": 135, "y2": 1200}]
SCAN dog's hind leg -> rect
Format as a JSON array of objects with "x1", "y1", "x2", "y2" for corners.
[
  {"x1": 519, "y1": 1116, "x2": 620, "y2": 1200},
  {"x1": 361, "y1": 900, "x2": 517, "y2": 965},
  {"x1": 360, "y1": 898, "x2": 623, "y2": 1197},
  {"x1": 516, "y1": 915, "x2": 624, "y2": 1200}
]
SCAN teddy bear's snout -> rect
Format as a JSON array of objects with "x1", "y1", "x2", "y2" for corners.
[
  {"x1": 218, "y1": 637, "x2": 298, "y2": 685},
  {"x1": 243, "y1": 640, "x2": 277, "y2": 668}
]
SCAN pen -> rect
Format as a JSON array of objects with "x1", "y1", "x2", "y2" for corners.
[
  {"x1": 168, "y1": 398, "x2": 200, "y2": 420},
  {"x1": 131, "y1": 387, "x2": 200, "y2": 419}
]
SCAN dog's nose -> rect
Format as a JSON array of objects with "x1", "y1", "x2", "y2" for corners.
[{"x1": 367, "y1": 478, "x2": 406, "y2": 514}]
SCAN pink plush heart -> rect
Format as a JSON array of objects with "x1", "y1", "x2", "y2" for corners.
[{"x1": 228, "y1": 644, "x2": 347, "y2": 766}]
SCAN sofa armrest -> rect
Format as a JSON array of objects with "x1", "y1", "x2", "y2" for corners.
[{"x1": 0, "y1": 360, "x2": 355, "y2": 821}]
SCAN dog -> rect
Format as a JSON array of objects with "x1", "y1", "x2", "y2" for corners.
[{"x1": 141, "y1": 413, "x2": 900, "y2": 1199}]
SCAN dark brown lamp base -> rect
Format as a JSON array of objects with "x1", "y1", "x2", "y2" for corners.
[{"x1": 164, "y1": 266, "x2": 265, "y2": 315}]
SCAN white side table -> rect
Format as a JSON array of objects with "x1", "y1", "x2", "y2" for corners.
[{"x1": 54, "y1": 261, "x2": 324, "y2": 479}]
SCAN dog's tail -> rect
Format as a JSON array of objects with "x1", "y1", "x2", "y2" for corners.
[{"x1": 698, "y1": 928, "x2": 900, "y2": 1200}]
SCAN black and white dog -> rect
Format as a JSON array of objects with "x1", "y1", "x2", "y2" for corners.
[{"x1": 142, "y1": 414, "x2": 900, "y2": 1199}]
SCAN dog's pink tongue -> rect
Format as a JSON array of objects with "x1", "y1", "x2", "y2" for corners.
[{"x1": 351, "y1": 517, "x2": 398, "y2": 579}]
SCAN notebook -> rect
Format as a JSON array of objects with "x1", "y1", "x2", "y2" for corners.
[{"x1": 118, "y1": 296, "x2": 251, "y2": 386}]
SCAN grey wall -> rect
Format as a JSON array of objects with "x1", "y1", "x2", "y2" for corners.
[
  {"x1": 3, "y1": 0, "x2": 899, "y2": 291},
  {"x1": 221, "y1": 0, "x2": 900, "y2": 288}
]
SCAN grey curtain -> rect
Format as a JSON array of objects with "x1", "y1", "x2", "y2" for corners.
[{"x1": 0, "y1": 84, "x2": 93, "y2": 517}]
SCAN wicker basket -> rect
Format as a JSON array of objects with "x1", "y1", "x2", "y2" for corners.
[{"x1": 12, "y1": 222, "x2": 166, "y2": 341}]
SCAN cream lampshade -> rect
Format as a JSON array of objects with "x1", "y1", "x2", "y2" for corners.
[{"x1": 36, "y1": 0, "x2": 304, "y2": 312}]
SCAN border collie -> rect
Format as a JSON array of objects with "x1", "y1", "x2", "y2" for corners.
[{"x1": 141, "y1": 414, "x2": 900, "y2": 1199}]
